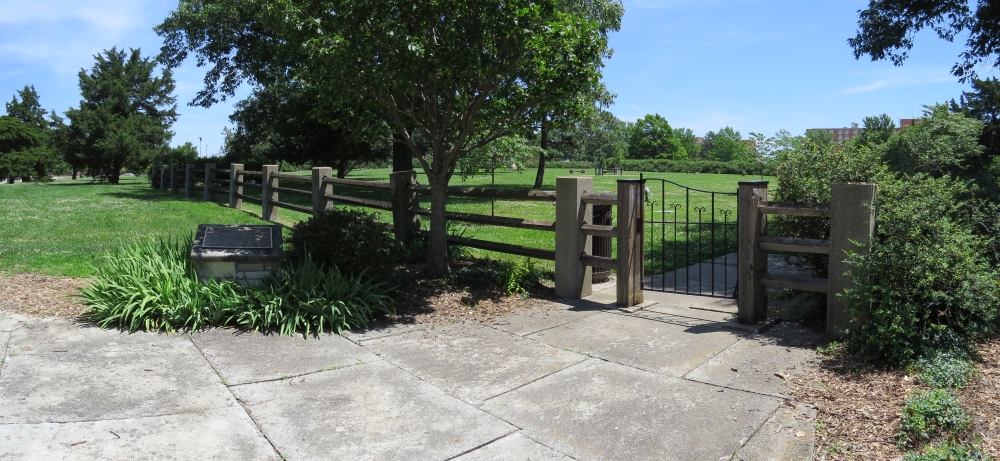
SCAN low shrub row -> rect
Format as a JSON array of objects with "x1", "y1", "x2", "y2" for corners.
[{"x1": 619, "y1": 159, "x2": 774, "y2": 176}]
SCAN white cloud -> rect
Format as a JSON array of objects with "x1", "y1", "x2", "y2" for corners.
[
  {"x1": 842, "y1": 79, "x2": 891, "y2": 94},
  {"x1": 0, "y1": 0, "x2": 143, "y2": 32}
]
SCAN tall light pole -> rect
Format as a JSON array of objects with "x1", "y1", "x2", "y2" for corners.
[{"x1": 199, "y1": 136, "x2": 203, "y2": 157}]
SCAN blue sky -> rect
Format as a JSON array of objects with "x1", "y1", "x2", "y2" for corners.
[{"x1": 1, "y1": 0, "x2": 989, "y2": 156}]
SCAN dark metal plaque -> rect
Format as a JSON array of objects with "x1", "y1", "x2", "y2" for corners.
[{"x1": 202, "y1": 226, "x2": 273, "y2": 249}]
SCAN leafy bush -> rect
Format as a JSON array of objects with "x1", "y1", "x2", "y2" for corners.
[
  {"x1": 903, "y1": 440, "x2": 992, "y2": 461},
  {"x1": 286, "y1": 207, "x2": 403, "y2": 281},
  {"x1": 846, "y1": 176, "x2": 1000, "y2": 364},
  {"x1": 82, "y1": 236, "x2": 245, "y2": 332},
  {"x1": 449, "y1": 257, "x2": 549, "y2": 295},
  {"x1": 82, "y1": 236, "x2": 394, "y2": 336},
  {"x1": 898, "y1": 389, "x2": 971, "y2": 448},
  {"x1": 236, "y1": 255, "x2": 395, "y2": 337},
  {"x1": 916, "y1": 351, "x2": 977, "y2": 389}
]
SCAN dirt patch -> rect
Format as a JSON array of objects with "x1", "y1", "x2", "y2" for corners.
[
  {"x1": 0, "y1": 273, "x2": 90, "y2": 319},
  {"x1": 790, "y1": 341, "x2": 1000, "y2": 460}
]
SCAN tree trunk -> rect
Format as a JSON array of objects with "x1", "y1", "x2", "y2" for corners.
[
  {"x1": 533, "y1": 120, "x2": 549, "y2": 188},
  {"x1": 392, "y1": 131, "x2": 413, "y2": 171},
  {"x1": 72, "y1": 167, "x2": 77, "y2": 180},
  {"x1": 108, "y1": 169, "x2": 120, "y2": 185},
  {"x1": 337, "y1": 159, "x2": 349, "y2": 178},
  {"x1": 427, "y1": 174, "x2": 450, "y2": 278}
]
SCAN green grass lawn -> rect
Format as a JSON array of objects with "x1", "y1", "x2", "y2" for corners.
[{"x1": 0, "y1": 168, "x2": 770, "y2": 278}]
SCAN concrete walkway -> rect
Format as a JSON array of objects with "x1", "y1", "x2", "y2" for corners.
[{"x1": 0, "y1": 289, "x2": 819, "y2": 461}]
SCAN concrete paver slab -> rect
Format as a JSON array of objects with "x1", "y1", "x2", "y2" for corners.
[
  {"x1": 6, "y1": 319, "x2": 182, "y2": 355},
  {"x1": 0, "y1": 336, "x2": 234, "y2": 424},
  {"x1": 0, "y1": 311, "x2": 31, "y2": 332},
  {"x1": 527, "y1": 310, "x2": 744, "y2": 377},
  {"x1": 230, "y1": 360, "x2": 515, "y2": 461},
  {"x1": 646, "y1": 302, "x2": 736, "y2": 323},
  {"x1": 341, "y1": 321, "x2": 424, "y2": 342},
  {"x1": 685, "y1": 324, "x2": 820, "y2": 398},
  {"x1": 454, "y1": 432, "x2": 573, "y2": 461},
  {"x1": 190, "y1": 328, "x2": 379, "y2": 385},
  {"x1": 363, "y1": 324, "x2": 586, "y2": 404},
  {"x1": 490, "y1": 299, "x2": 609, "y2": 337},
  {"x1": 482, "y1": 359, "x2": 782, "y2": 461},
  {"x1": 734, "y1": 402, "x2": 817, "y2": 461},
  {"x1": 0, "y1": 405, "x2": 278, "y2": 461}
]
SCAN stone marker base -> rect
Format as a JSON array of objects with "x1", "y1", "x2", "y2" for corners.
[{"x1": 194, "y1": 261, "x2": 277, "y2": 287}]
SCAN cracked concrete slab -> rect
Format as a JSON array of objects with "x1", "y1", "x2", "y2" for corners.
[
  {"x1": 734, "y1": 402, "x2": 817, "y2": 461},
  {"x1": 685, "y1": 324, "x2": 821, "y2": 398},
  {"x1": 646, "y1": 302, "x2": 737, "y2": 323},
  {"x1": 454, "y1": 432, "x2": 573, "y2": 461},
  {"x1": 0, "y1": 405, "x2": 278, "y2": 460},
  {"x1": 481, "y1": 359, "x2": 782, "y2": 461},
  {"x1": 489, "y1": 299, "x2": 609, "y2": 337},
  {"x1": 341, "y1": 320, "x2": 424, "y2": 343},
  {"x1": 0, "y1": 334, "x2": 234, "y2": 424},
  {"x1": 362, "y1": 323, "x2": 586, "y2": 404},
  {"x1": 189, "y1": 328, "x2": 379, "y2": 385},
  {"x1": 527, "y1": 310, "x2": 744, "y2": 377},
  {"x1": 230, "y1": 360, "x2": 514, "y2": 461},
  {"x1": 6, "y1": 319, "x2": 182, "y2": 356}
]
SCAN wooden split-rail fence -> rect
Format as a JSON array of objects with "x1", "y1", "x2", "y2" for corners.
[{"x1": 157, "y1": 164, "x2": 646, "y2": 308}]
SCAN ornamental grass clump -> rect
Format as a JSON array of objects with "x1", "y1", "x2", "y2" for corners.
[
  {"x1": 81, "y1": 236, "x2": 395, "y2": 336},
  {"x1": 81, "y1": 236, "x2": 243, "y2": 333}
]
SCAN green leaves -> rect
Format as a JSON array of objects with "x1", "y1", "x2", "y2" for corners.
[{"x1": 897, "y1": 389, "x2": 970, "y2": 448}]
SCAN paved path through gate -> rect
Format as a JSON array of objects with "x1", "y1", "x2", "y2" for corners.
[{"x1": 1, "y1": 287, "x2": 819, "y2": 461}]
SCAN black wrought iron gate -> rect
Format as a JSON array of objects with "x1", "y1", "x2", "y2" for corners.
[{"x1": 640, "y1": 174, "x2": 738, "y2": 298}]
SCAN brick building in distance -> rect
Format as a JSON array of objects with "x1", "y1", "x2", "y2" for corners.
[{"x1": 807, "y1": 118, "x2": 920, "y2": 143}]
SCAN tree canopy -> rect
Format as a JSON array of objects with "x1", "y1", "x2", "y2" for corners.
[
  {"x1": 157, "y1": 0, "x2": 620, "y2": 276},
  {"x1": 702, "y1": 126, "x2": 748, "y2": 162},
  {"x1": 627, "y1": 114, "x2": 686, "y2": 160},
  {"x1": 66, "y1": 48, "x2": 177, "y2": 184},
  {"x1": 0, "y1": 116, "x2": 50, "y2": 182},
  {"x1": 849, "y1": 0, "x2": 1000, "y2": 80}
]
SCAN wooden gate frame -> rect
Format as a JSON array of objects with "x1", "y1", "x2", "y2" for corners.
[{"x1": 737, "y1": 181, "x2": 877, "y2": 336}]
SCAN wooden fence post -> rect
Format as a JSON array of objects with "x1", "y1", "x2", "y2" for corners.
[
  {"x1": 312, "y1": 167, "x2": 334, "y2": 218},
  {"x1": 170, "y1": 163, "x2": 178, "y2": 194},
  {"x1": 616, "y1": 179, "x2": 644, "y2": 307},
  {"x1": 827, "y1": 182, "x2": 877, "y2": 337},
  {"x1": 185, "y1": 164, "x2": 195, "y2": 198},
  {"x1": 737, "y1": 181, "x2": 768, "y2": 324},
  {"x1": 555, "y1": 176, "x2": 593, "y2": 299},
  {"x1": 159, "y1": 165, "x2": 168, "y2": 191},
  {"x1": 204, "y1": 163, "x2": 216, "y2": 201},
  {"x1": 261, "y1": 164, "x2": 278, "y2": 221},
  {"x1": 229, "y1": 163, "x2": 243, "y2": 209},
  {"x1": 390, "y1": 170, "x2": 420, "y2": 241}
]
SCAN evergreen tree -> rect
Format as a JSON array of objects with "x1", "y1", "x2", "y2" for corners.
[
  {"x1": 0, "y1": 116, "x2": 50, "y2": 183},
  {"x1": 66, "y1": 47, "x2": 177, "y2": 184}
]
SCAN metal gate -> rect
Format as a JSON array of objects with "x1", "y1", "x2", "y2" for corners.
[{"x1": 640, "y1": 174, "x2": 738, "y2": 298}]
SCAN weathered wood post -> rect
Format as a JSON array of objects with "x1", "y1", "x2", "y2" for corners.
[
  {"x1": 555, "y1": 176, "x2": 593, "y2": 299},
  {"x1": 390, "y1": 170, "x2": 421, "y2": 241},
  {"x1": 185, "y1": 164, "x2": 196, "y2": 198},
  {"x1": 203, "y1": 163, "x2": 216, "y2": 201},
  {"x1": 229, "y1": 163, "x2": 244, "y2": 209},
  {"x1": 159, "y1": 165, "x2": 168, "y2": 191},
  {"x1": 737, "y1": 181, "x2": 769, "y2": 324},
  {"x1": 827, "y1": 182, "x2": 877, "y2": 336},
  {"x1": 261, "y1": 164, "x2": 279, "y2": 221},
  {"x1": 170, "y1": 163, "x2": 178, "y2": 194},
  {"x1": 312, "y1": 167, "x2": 334, "y2": 218},
  {"x1": 617, "y1": 179, "x2": 644, "y2": 307}
]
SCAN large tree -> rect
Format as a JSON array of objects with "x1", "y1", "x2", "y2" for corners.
[
  {"x1": 627, "y1": 114, "x2": 686, "y2": 160},
  {"x1": 0, "y1": 116, "x2": 50, "y2": 183},
  {"x1": 702, "y1": 126, "x2": 748, "y2": 162},
  {"x1": 849, "y1": 0, "x2": 1000, "y2": 81},
  {"x1": 66, "y1": 48, "x2": 177, "y2": 184},
  {"x1": 6, "y1": 85, "x2": 48, "y2": 131},
  {"x1": 228, "y1": 81, "x2": 390, "y2": 178},
  {"x1": 158, "y1": 0, "x2": 617, "y2": 276}
]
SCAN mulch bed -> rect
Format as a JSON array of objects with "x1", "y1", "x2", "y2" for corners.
[
  {"x1": 0, "y1": 273, "x2": 90, "y2": 319},
  {"x1": 790, "y1": 340, "x2": 1000, "y2": 460}
]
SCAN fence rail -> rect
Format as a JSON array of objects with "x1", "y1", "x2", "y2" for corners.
[{"x1": 155, "y1": 164, "x2": 647, "y2": 308}]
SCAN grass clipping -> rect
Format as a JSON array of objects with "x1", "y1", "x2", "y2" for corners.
[{"x1": 81, "y1": 236, "x2": 395, "y2": 336}]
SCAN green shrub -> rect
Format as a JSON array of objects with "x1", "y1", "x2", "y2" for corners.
[
  {"x1": 82, "y1": 236, "x2": 394, "y2": 336},
  {"x1": 898, "y1": 389, "x2": 971, "y2": 448},
  {"x1": 619, "y1": 158, "x2": 774, "y2": 176},
  {"x1": 449, "y1": 257, "x2": 549, "y2": 295},
  {"x1": 903, "y1": 440, "x2": 992, "y2": 461},
  {"x1": 846, "y1": 176, "x2": 1000, "y2": 364},
  {"x1": 286, "y1": 207, "x2": 403, "y2": 281},
  {"x1": 916, "y1": 351, "x2": 977, "y2": 389},
  {"x1": 82, "y1": 236, "x2": 245, "y2": 333},
  {"x1": 236, "y1": 255, "x2": 395, "y2": 337}
]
